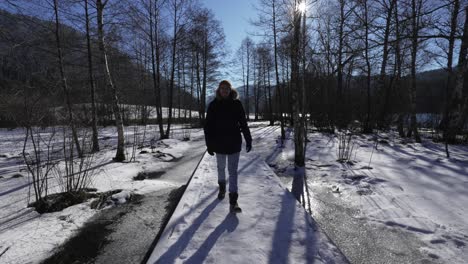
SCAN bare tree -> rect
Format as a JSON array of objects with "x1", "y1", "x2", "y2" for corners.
[
  {"x1": 84, "y1": 0, "x2": 100, "y2": 152},
  {"x1": 253, "y1": 0, "x2": 287, "y2": 138},
  {"x1": 239, "y1": 37, "x2": 255, "y2": 120},
  {"x1": 376, "y1": 0, "x2": 397, "y2": 129},
  {"x1": 394, "y1": 0, "x2": 407, "y2": 138},
  {"x1": 188, "y1": 7, "x2": 226, "y2": 125},
  {"x1": 255, "y1": 44, "x2": 275, "y2": 124},
  {"x1": 437, "y1": 0, "x2": 461, "y2": 157},
  {"x1": 407, "y1": 0, "x2": 423, "y2": 142},
  {"x1": 290, "y1": 0, "x2": 306, "y2": 201},
  {"x1": 96, "y1": 0, "x2": 126, "y2": 161},
  {"x1": 166, "y1": 0, "x2": 192, "y2": 137},
  {"x1": 147, "y1": 0, "x2": 166, "y2": 139},
  {"x1": 447, "y1": 5, "x2": 468, "y2": 144},
  {"x1": 335, "y1": 0, "x2": 356, "y2": 128},
  {"x1": 53, "y1": 0, "x2": 82, "y2": 157},
  {"x1": 354, "y1": 0, "x2": 374, "y2": 133}
]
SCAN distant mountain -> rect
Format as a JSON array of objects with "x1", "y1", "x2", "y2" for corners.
[{"x1": 0, "y1": 9, "x2": 197, "y2": 126}]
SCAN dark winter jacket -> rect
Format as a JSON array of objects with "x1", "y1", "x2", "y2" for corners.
[{"x1": 204, "y1": 88, "x2": 252, "y2": 154}]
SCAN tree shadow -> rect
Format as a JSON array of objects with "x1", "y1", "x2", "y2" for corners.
[
  {"x1": 154, "y1": 197, "x2": 221, "y2": 264},
  {"x1": 252, "y1": 126, "x2": 280, "y2": 141},
  {"x1": 0, "y1": 209, "x2": 38, "y2": 234},
  {"x1": 379, "y1": 143, "x2": 468, "y2": 190},
  {"x1": 184, "y1": 213, "x2": 239, "y2": 264},
  {"x1": 0, "y1": 182, "x2": 30, "y2": 197},
  {"x1": 238, "y1": 155, "x2": 261, "y2": 174},
  {"x1": 266, "y1": 128, "x2": 293, "y2": 164},
  {"x1": 269, "y1": 189, "x2": 318, "y2": 264}
]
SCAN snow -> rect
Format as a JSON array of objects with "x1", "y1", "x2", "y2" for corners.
[
  {"x1": 111, "y1": 190, "x2": 132, "y2": 205},
  {"x1": 264, "y1": 128, "x2": 468, "y2": 263},
  {"x1": 2, "y1": 123, "x2": 467, "y2": 263},
  {"x1": 0, "y1": 125, "x2": 203, "y2": 264},
  {"x1": 52, "y1": 104, "x2": 201, "y2": 121},
  {"x1": 147, "y1": 151, "x2": 347, "y2": 263},
  {"x1": 0, "y1": 201, "x2": 96, "y2": 264}
]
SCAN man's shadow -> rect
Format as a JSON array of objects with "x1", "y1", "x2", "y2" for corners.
[{"x1": 184, "y1": 213, "x2": 239, "y2": 264}]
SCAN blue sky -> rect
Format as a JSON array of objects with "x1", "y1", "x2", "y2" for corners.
[
  {"x1": 201, "y1": 0, "x2": 257, "y2": 50},
  {"x1": 201, "y1": 0, "x2": 259, "y2": 88}
]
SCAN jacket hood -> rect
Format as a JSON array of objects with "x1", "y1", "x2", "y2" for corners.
[{"x1": 216, "y1": 87, "x2": 239, "y2": 101}]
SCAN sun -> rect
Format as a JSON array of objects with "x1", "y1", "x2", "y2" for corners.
[{"x1": 298, "y1": 2, "x2": 307, "y2": 14}]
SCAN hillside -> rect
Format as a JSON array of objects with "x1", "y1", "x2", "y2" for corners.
[{"x1": 0, "y1": 9, "x2": 197, "y2": 126}]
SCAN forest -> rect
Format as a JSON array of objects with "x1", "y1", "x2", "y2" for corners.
[
  {"x1": 1, "y1": 0, "x2": 467, "y2": 155},
  {"x1": 0, "y1": 0, "x2": 468, "y2": 263}
]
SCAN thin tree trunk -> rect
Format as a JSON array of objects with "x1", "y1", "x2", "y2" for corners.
[
  {"x1": 253, "y1": 56, "x2": 258, "y2": 120},
  {"x1": 286, "y1": 58, "x2": 293, "y2": 126},
  {"x1": 96, "y1": 0, "x2": 125, "y2": 161},
  {"x1": 84, "y1": 0, "x2": 99, "y2": 152},
  {"x1": 53, "y1": 0, "x2": 82, "y2": 157},
  {"x1": 177, "y1": 54, "x2": 181, "y2": 120},
  {"x1": 189, "y1": 52, "x2": 194, "y2": 123},
  {"x1": 166, "y1": 1, "x2": 178, "y2": 138},
  {"x1": 246, "y1": 43, "x2": 251, "y2": 120},
  {"x1": 272, "y1": 0, "x2": 285, "y2": 141},
  {"x1": 303, "y1": 7, "x2": 310, "y2": 143},
  {"x1": 363, "y1": 0, "x2": 373, "y2": 133},
  {"x1": 441, "y1": 0, "x2": 460, "y2": 157},
  {"x1": 408, "y1": 0, "x2": 422, "y2": 142},
  {"x1": 378, "y1": 0, "x2": 396, "y2": 129},
  {"x1": 262, "y1": 57, "x2": 268, "y2": 122},
  {"x1": 336, "y1": 0, "x2": 345, "y2": 128},
  {"x1": 393, "y1": 0, "x2": 405, "y2": 138},
  {"x1": 196, "y1": 51, "x2": 203, "y2": 125},
  {"x1": 447, "y1": 5, "x2": 468, "y2": 142},
  {"x1": 182, "y1": 54, "x2": 187, "y2": 120},
  {"x1": 267, "y1": 62, "x2": 273, "y2": 126},
  {"x1": 201, "y1": 34, "x2": 208, "y2": 121},
  {"x1": 291, "y1": 2, "x2": 305, "y2": 201},
  {"x1": 149, "y1": 0, "x2": 164, "y2": 139}
]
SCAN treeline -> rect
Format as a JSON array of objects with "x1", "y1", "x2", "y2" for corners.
[
  {"x1": 233, "y1": 0, "x2": 468, "y2": 199},
  {"x1": 0, "y1": 0, "x2": 226, "y2": 161},
  {"x1": 0, "y1": 9, "x2": 191, "y2": 124},
  {"x1": 235, "y1": 0, "x2": 468, "y2": 145}
]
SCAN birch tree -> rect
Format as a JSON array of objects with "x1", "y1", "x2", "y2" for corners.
[
  {"x1": 290, "y1": 0, "x2": 306, "y2": 201},
  {"x1": 96, "y1": 0, "x2": 125, "y2": 161},
  {"x1": 84, "y1": 0, "x2": 100, "y2": 152}
]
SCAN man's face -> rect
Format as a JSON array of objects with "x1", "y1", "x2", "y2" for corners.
[{"x1": 220, "y1": 85, "x2": 230, "y2": 98}]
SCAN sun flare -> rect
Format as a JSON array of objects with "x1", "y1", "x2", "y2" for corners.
[{"x1": 298, "y1": 2, "x2": 307, "y2": 13}]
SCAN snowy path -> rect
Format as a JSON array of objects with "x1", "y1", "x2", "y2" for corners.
[{"x1": 147, "y1": 151, "x2": 348, "y2": 264}]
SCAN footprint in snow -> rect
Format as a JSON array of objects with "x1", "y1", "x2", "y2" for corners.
[
  {"x1": 429, "y1": 239, "x2": 446, "y2": 245},
  {"x1": 453, "y1": 239, "x2": 466, "y2": 248}
]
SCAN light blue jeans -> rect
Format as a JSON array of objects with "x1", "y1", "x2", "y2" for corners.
[{"x1": 216, "y1": 152, "x2": 240, "y2": 193}]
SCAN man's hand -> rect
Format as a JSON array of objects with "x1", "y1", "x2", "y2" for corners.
[
  {"x1": 246, "y1": 143, "x2": 252, "y2": 153},
  {"x1": 207, "y1": 149, "x2": 214, "y2": 156}
]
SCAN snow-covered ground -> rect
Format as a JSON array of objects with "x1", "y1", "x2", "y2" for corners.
[
  {"x1": 254, "y1": 127, "x2": 468, "y2": 263},
  {"x1": 52, "y1": 104, "x2": 201, "y2": 121},
  {"x1": 121, "y1": 105, "x2": 200, "y2": 120},
  {"x1": 147, "y1": 149, "x2": 347, "y2": 263},
  {"x1": 1, "y1": 122, "x2": 467, "y2": 263},
  {"x1": 0, "y1": 125, "x2": 204, "y2": 264}
]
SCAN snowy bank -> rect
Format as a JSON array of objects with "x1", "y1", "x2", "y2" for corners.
[{"x1": 0, "y1": 126, "x2": 201, "y2": 264}]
